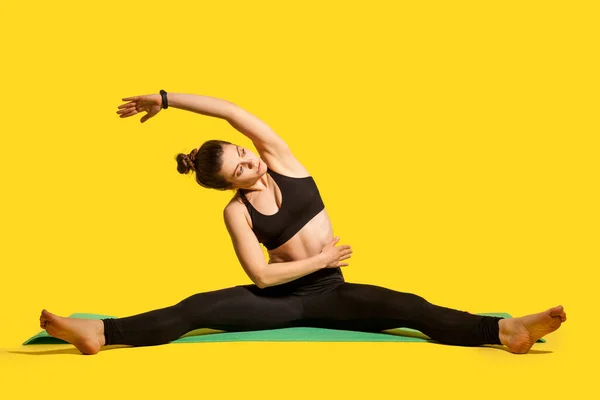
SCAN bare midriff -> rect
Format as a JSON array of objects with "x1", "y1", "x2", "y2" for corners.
[{"x1": 266, "y1": 208, "x2": 333, "y2": 264}]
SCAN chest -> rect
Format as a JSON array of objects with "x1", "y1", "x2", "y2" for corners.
[
  {"x1": 245, "y1": 174, "x2": 321, "y2": 224},
  {"x1": 250, "y1": 177, "x2": 284, "y2": 216}
]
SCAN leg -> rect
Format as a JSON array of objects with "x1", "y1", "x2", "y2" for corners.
[
  {"x1": 301, "y1": 282, "x2": 504, "y2": 346},
  {"x1": 102, "y1": 285, "x2": 304, "y2": 346},
  {"x1": 40, "y1": 284, "x2": 303, "y2": 354}
]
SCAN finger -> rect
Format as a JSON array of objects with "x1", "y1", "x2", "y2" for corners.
[
  {"x1": 120, "y1": 110, "x2": 138, "y2": 118},
  {"x1": 117, "y1": 102, "x2": 136, "y2": 109},
  {"x1": 338, "y1": 263, "x2": 349, "y2": 267},
  {"x1": 122, "y1": 96, "x2": 139, "y2": 101},
  {"x1": 116, "y1": 108, "x2": 135, "y2": 115},
  {"x1": 140, "y1": 114, "x2": 151, "y2": 123},
  {"x1": 119, "y1": 110, "x2": 138, "y2": 118},
  {"x1": 339, "y1": 254, "x2": 352, "y2": 261}
]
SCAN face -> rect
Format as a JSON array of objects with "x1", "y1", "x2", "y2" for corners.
[{"x1": 220, "y1": 144, "x2": 266, "y2": 188}]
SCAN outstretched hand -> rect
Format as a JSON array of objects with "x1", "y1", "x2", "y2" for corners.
[{"x1": 116, "y1": 94, "x2": 163, "y2": 123}]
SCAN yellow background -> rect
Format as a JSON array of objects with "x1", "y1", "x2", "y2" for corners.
[{"x1": 1, "y1": 0, "x2": 598, "y2": 398}]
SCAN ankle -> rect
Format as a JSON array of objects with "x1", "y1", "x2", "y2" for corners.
[
  {"x1": 95, "y1": 320, "x2": 107, "y2": 347},
  {"x1": 498, "y1": 318, "x2": 512, "y2": 346}
]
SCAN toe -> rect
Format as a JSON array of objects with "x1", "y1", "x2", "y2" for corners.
[
  {"x1": 549, "y1": 305, "x2": 563, "y2": 317},
  {"x1": 550, "y1": 316, "x2": 562, "y2": 329},
  {"x1": 42, "y1": 309, "x2": 57, "y2": 321}
]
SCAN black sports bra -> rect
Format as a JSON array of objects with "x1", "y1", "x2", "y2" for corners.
[{"x1": 238, "y1": 166, "x2": 325, "y2": 250}]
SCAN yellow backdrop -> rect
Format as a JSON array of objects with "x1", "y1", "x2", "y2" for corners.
[{"x1": 1, "y1": 0, "x2": 597, "y2": 399}]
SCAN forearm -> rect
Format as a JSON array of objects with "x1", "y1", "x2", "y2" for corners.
[
  {"x1": 259, "y1": 253, "x2": 328, "y2": 288},
  {"x1": 167, "y1": 93, "x2": 236, "y2": 120}
]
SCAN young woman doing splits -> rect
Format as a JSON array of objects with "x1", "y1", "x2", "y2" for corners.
[{"x1": 39, "y1": 91, "x2": 567, "y2": 355}]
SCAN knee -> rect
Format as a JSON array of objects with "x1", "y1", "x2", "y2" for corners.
[{"x1": 396, "y1": 291, "x2": 430, "y2": 309}]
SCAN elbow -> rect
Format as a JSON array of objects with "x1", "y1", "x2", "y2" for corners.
[
  {"x1": 255, "y1": 281, "x2": 268, "y2": 289},
  {"x1": 223, "y1": 101, "x2": 242, "y2": 121},
  {"x1": 254, "y1": 269, "x2": 271, "y2": 289},
  {"x1": 255, "y1": 276, "x2": 269, "y2": 289}
]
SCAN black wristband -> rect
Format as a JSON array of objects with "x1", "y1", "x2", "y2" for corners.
[{"x1": 159, "y1": 90, "x2": 169, "y2": 109}]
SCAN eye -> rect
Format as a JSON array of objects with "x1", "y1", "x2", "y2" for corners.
[{"x1": 239, "y1": 167, "x2": 243, "y2": 176}]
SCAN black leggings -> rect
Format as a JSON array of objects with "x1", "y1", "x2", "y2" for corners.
[{"x1": 102, "y1": 282, "x2": 503, "y2": 347}]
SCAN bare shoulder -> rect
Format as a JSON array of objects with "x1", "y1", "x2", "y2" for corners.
[
  {"x1": 224, "y1": 191, "x2": 253, "y2": 228},
  {"x1": 226, "y1": 103, "x2": 312, "y2": 177}
]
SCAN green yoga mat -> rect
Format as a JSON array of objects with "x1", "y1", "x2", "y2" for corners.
[{"x1": 22, "y1": 312, "x2": 545, "y2": 345}]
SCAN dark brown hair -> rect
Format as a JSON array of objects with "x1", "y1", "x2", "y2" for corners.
[{"x1": 175, "y1": 139, "x2": 234, "y2": 190}]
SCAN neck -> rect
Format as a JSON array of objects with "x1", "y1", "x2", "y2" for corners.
[{"x1": 238, "y1": 173, "x2": 270, "y2": 192}]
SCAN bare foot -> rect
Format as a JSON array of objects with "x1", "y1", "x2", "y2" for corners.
[
  {"x1": 39, "y1": 309, "x2": 106, "y2": 355},
  {"x1": 498, "y1": 305, "x2": 567, "y2": 354}
]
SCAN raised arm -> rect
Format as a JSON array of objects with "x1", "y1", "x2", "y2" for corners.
[
  {"x1": 167, "y1": 93, "x2": 236, "y2": 120},
  {"x1": 168, "y1": 93, "x2": 291, "y2": 156},
  {"x1": 118, "y1": 91, "x2": 299, "y2": 170}
]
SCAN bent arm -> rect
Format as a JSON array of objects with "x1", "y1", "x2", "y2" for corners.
[
  {"x1": 224, "y1": 204, "x2": 327, "y2": 289},
  {"x1": 260, "y1": 254, "x2": 328, "y2": 288}
]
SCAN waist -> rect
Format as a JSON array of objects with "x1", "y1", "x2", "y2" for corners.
[{"x1": 259, "y1": 268, "x2": 344, "y2": 296}]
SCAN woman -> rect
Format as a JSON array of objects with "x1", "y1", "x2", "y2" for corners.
[{"x1": 39, "y1": 91, "x2": 567, "y2": 355}]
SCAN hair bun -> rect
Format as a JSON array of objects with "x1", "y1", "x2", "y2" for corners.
[
  {"x1": 182, "y1": 156, "x2": 194, "y2": 171},
  {"x1": 189, "y1": 148, "x2": 198, "y2": 162},
  {"x1": 181, "y1": 149, "x2": 199, "y2": 172}
]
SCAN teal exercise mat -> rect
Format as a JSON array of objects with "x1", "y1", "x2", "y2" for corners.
[{"x1": 22, "y1": 312, "x2": 545, "y2": 345}]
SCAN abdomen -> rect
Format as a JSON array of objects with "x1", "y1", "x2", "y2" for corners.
[{"x1": 268, "y1": 209, "x2": 333, "y2": 263}]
